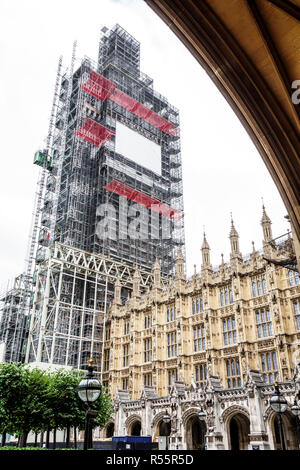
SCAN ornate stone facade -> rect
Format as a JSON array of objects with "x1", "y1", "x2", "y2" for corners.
[{"x1": 101, "y1": 210, "x2": 300, "y2": 449}]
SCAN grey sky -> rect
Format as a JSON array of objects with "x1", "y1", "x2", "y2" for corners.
[{"x1": 0, "y1": 0, "x2": 287, "y2": 291}]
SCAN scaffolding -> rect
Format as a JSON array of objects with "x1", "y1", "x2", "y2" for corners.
[
  {"x1": 0, "y1": 275, "x2": 30, "y2": 362},
  {"x1": 1, "y1": 24, "x2": 185, "y2": 371},
  {"x1": 0, "y1": 57, "x2": 63, "y2": 363},
  {"x1": 48, "y1": 24, "x2": 185, "y2": 277},
  {"x1": 25, "y1": 242, "x2": 161, "y2": 375}
]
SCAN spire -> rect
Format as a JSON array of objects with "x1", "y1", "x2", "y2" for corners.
[
  {"x1": 261, "y1": 202, "x2": 273, "y2": 242},
  {"x1": 153, "y1": 256, "x2": 161, "y2": 288},
  {"x1": 201, "y1": 231, "x2": 210, "y2": 250},
  {"x1": 229, "y1": 214, "x2": 242, "y2": 259},
  {"x1": 201, "y1": 231, "x2": 211, "y2": 268},
  {"x1": 175, "y1": 246, "x2": 185, "y2": 281},
  {"x1": 133, "y1": 265, "x2": 140, "y2": 298},
  {"x1": 229, "y1": 213, "x2": 239, "y2": 238},
  {"x1": 114, "y1": 275, "x2": 122, "y2": 305}
]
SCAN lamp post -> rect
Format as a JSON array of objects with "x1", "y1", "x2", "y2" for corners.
[
  {"x1": 198, "y1": 407, "x2": 206, "y2": 450},
  {"x1": 78, "y1": 358, "x2": 102, "y2": 450},
  {"x1": 162, "y1": 410, "x2": 171, "y2": 451},
  {"x1": 269, "y1": 381, "x2": 288, "y2": 450},
  {"x1": 291, "y1": 397, "x2": 300, "y2": 450}
]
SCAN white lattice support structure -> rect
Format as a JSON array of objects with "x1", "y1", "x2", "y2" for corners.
[{"x1": 25, "y1": 242, "x2": 160, "y2": 374}]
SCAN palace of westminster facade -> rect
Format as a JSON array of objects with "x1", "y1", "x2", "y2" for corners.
[{"x1": 99, "y1": 206, "x2": 300, "y2": 450}]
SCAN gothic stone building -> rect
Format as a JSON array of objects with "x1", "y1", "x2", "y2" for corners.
[{"x1": 100, "y1": 208, "x2": 300, "y2": 450}]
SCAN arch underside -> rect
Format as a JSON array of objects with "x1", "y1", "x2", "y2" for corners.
[{"x1": 145, "y1": 0, "x2": 300, "y2": 250}]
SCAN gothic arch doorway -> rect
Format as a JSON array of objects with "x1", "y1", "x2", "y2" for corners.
[
  {"x1": 106, "y1": 422, "x2": 114, "y2": 438},
  {"x1": 271, "y1": 412, "x2": 299, "y2": 450},
  {"x1": 185, "y1": 415, "x2": 206, "y2": 450},
  {"x1": 159, "y1": 420, "x2": 171, "y2": 438},
  {"x1": 130, "y1": 421, "x2": 141, "y2": 436},
  {"x1": 228, "y1": 413, "x2": 250, "y2": 450}
]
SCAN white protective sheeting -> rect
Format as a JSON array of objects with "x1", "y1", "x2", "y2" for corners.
[{"x1": 115, "y1": 121, "x2": 162, "y2": 175}]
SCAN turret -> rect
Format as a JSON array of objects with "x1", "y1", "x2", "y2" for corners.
[
  {"x1": 175, "y1": 246, "x2": 185, "y2": 281},
  {"x1": 201, "y1": 232, "x2": 212, "y2": 269},
  {"x1": 133, "y1": 266, "x2": 141, "y2": 298},
  {"x1": 261, "y1": 203, "x2": 273, "y2": 243},
  {"x1": 114, "y1": 275, "x2": 122, "y2": 306},
  {"x1": 229, "y1": 215, "x2": 242, "y2": 259},
  {"x1": 153, "y1": 257, "x2": 162, "y2": 290}
]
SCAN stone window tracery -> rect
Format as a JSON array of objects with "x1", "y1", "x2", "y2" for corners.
[
  {"x1": 167, "y1": 331, "x2": 177, "y2": 357},
  {"x1": 192, "y1": 296, "x2": 204, "y2": 314},
  {"x1": 193, "y1": 324, "x2": 206, "y2": 352},
  {"x1": 220, "y1": 285, "x2": 233, "y2": 306},
  {"x1": 223, "y1": 316, "x2": 237, "y2": 345},
  {"x1": 251, "y1": 274, "x2": 267, "y2": 297},
  {"x1": 293, "y1": 300, "x2": 300, "y2": 330},
  {"x1": 255, "y1": 307, "x2": 273, "y2": 338},
  {"x1": 260, "y1": 351, "x2": 279, "y2": 384},
  {"x1": 226, "y1": 358, "x2": 241, "y2": 388}
]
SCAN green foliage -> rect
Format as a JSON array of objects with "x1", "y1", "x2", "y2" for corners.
[
  {"x1": 90, "y1": 386, "x2": 114, "y2": 429},
  {"x1": 46, "y1": 369, "x2": 85, "y2": 430},
  {"x1": 0, "y1": 362, "x2": 29, "y2": 436},
  {"x1": 0, "y1": 363, "x2": 114, "y2": 445}
]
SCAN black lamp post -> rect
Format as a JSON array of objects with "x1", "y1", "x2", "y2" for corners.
[
  {"x1": 291, "y1": 397, "x2": 300, "y2": 450},
  {"x1": 162, "y1": 410, "x2": 171, "y2": 451},
  {"x1": 78, "y1": 358, "x2": 102, "y2": 450},
  {"x1": 198, "y1": 407, "x2": 206, "y2": 450},
  {"x1": 270, "y1": 381, "x2": 288, "y2": 450}
]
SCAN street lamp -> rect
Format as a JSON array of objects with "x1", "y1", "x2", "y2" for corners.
[
  {"x1": 162, "y1": 410, "x2": 171, "y2": 451},
  {"x1": 198, "y1": 408, "x2": 206, "y2": 450},
  {"x1": 290, "y1": 397, "x2": 300, "y2": 450},
  {"x1": 78, "y1": 358, "x2": 102, "y2": 450},
  {"x1": 270, "y1": 381, "x2": 288, "y2": 450}
]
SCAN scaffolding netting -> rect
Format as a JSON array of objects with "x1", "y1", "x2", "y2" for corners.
[
  {"x1": 81, "y1": 71, "x2": 117, "y2": 101},
  {"x1": 110, "y1": 90, "x2": 179, "y2": 136},
  {"x1": 81, "y1": 72, "x2": 179, "y2": 136},
  {"x1": 75, "y1": 118, "x2": 115, "y2": 147},
  {"x1": 104, "y1": 180, "x2": 183, "y2": 220}
]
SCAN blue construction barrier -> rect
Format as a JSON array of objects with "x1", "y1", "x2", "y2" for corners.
[{"x1": 112, "y1": 436, "x2": 156, "y2": 450}]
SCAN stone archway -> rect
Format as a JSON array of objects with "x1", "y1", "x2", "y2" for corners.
[
  {"x1": 182, "y1": 408, "x2": 207, "y2": 450},
  {"x1": 106, "y1": 422, "x2": 115, "y2": 438},
  {"x1": 185, "y1": 415, "x2": 206, "y2": 450},
  {"x1": 152, "y1": 411, "x2": 170, "y2": 443},
  {"x1": 125, "y1": 414, "x2": 142, "y2": 436},
  {"x1": 131, "y1": 421, "x2": 141, "y2": 436},
  {"x1": 228, "y1": 413, "x2": 250, "y2": 450},
  {"x1": 270, "y1": 410, "x2": 299, "y2": 450}
]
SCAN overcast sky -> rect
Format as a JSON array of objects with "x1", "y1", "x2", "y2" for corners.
[{"x1": 0, "y1": 0, "x2": 288, "y2": 291}]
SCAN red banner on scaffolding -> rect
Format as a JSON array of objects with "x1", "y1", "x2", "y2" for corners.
[
  {"x1": 81, "y1": 71, "x2": 179, "y2": 136},
  {"x1": 110, "y1": 90, "x2": 179, "y2": 136},
  {"x1": 81, "y1": 71, "x2": 116, "y2": 101},
  {"x1": 75, "y1": 118, "x2": 114, "y2": 147},
  {"x1": 104, "y1": 180, "x2": 184, "y2": 220}
]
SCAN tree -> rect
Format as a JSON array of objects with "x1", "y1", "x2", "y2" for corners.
[
  {"x1": 14, "y1": 366, "x2": 49, "y2": 447},
  {"x1": 0, "y1": 362, "x2": 29, "y2": 443},
  {"x1": 0, "y1": 363, "x2": 114, "y2": 448},
  {"x1": 46, "y1": 369, "x2": 85, "y2": 448},
  {"x1": 0, "y1": 363, "x2": 51, "y2": 447}
]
